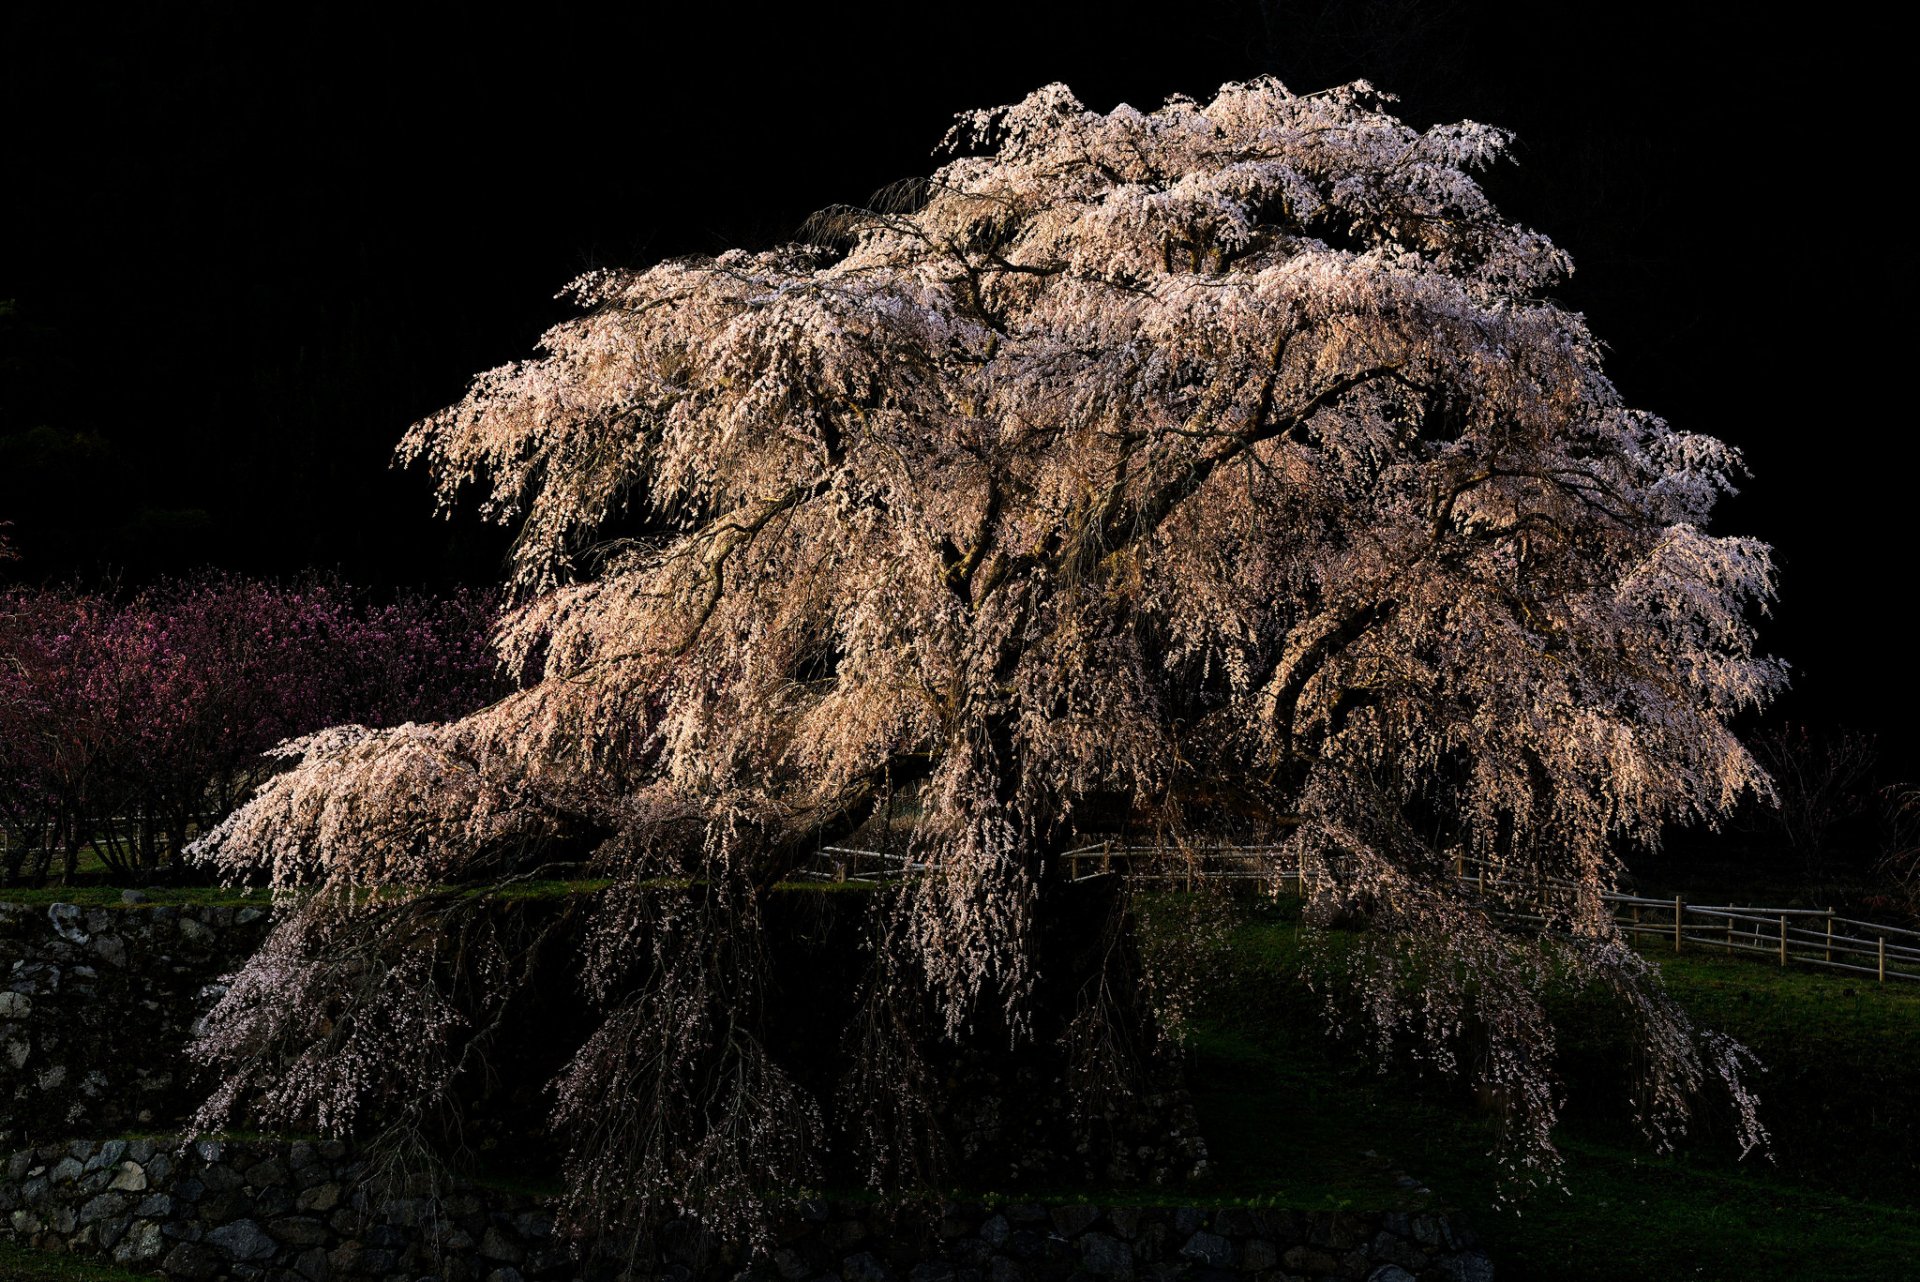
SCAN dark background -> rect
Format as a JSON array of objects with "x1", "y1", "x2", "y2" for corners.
[{"x1": 1, "y1": 1, "x2": 1908, "y2": 756}]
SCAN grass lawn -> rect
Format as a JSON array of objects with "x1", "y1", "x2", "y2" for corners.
[
  {"x1": 1171, "y1": 897, "x2": 1920, "y2": 1281},
  {"x1": 0, "y1": 1240, "x2": 153, "y2": 1282}
]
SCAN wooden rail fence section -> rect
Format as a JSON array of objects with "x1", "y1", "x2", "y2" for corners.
[{"x1": 799, "y1": 843, "x2": 1920, "y2": 985}]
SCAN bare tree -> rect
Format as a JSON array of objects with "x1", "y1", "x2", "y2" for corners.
[
  {"x1": 189, "y1": 79, "x2": 1780, "y2": 1240},
  {"x1": 1739, "y1": 724, "x2": 1880, "y2": 876}
]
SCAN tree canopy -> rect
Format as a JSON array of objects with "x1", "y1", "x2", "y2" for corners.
[{"x1": 189, "y1": 79, "x2": 1781, "y2": 1240}]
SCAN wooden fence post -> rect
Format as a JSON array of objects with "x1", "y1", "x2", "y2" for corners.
[
  {"x1": 1071, "y1": 851, "x2": 1081, "y2": 881},
  {"x1": 1880, "y1": 936, "x2": 1887, "y2": 984},
  {"x1": 1725, "y1": 911, "x2": 1733, "y2": 956},
  {"x1": 1674, "y1": 896, "x2": 1683, "y2": 953},
  {"x1": 1827, "y1": 911, "x2": 1834, "y2": 964},
  {"x1": 1631, "y1": 903, "x2": 1640, "y2": 944},
  {"x1": 1779, "y1": 915, "x2": 1788, "y2": 968}
]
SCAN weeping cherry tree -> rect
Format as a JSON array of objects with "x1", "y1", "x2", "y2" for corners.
[{"x1": 189, "y1": 78, "x2": 1781, "y2": 1240}]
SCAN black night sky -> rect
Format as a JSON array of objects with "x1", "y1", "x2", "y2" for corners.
[{"x1": 3, "y1": 2, "x2": 1910, "y2": 755}]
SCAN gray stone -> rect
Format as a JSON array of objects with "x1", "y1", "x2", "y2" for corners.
[
  {"x1": 208, "y1": 1218, "x2": 279, "y2": 1261},
  {"x1": 90, "y1": 934, "x2": 128, "y2": 968},
  {"x1": 50, "y1": 1157, "x2": 84, "y2": 1184},
  {"x1": 1079, "y1": 1232, "x2": 1133, "y2": 1278},
  {"x1": 1239, "y1": 1240, "x2": 1278, "y2": 1272},
  {"x1": 1049, "y1": 1204, "x2": 1100, "y2": 1237},
  {"x1": 978, "y1": 1214, "x2": 1011, "y2": 1248},
  {"x1": 294, "y1": 1246, "x2": 332, "y2": 1282},
  {"x1": 1179, "y1": 1232, "x2": 1233, "y2": 1268},
  {"x1": 113, "y1": 1219, "x2": 166, "y2": 1264},
  {"x1": 1367, "y1": 1268, "x2": 1417, "y2": 1282},
  {"x1": 163, "y1": 1241, "x2": 224, "y2": 1279},
  {"x1": 0, "y1": 991, "x2": 30, "y2": 1018},
  {"x1": 48, "y1": 903, "x2": 89, "y2": 943},
  {"x1": 1435, "y1": 1253, "x2": 1496, "y2": 1282},
  {"x1": 271, "y1": 1215, "x2": 332, "y2": 1246},
  {"x1": 479, "y1": 1225, "x2": 525, "y2": 1262},
  {"x1": 109, "y1": 1160, "x2": 149, "y2": 1191},
  {"x1": 121, "y1": 889, "x2": 149, "y2": 904},
  {"x1": 843, "y1": 1252, "x2": 892, "y2": 1282},
  {"x1": 296, "y1": 1182, "x2": 343, "y2": 1211},
  {"x1": 484, "y1": 1271, "x2": 526, "y2": 1282},
  {"x1": 245, "y1": 1157, "x2": 292, "y2": 1187},
  {"x1": 133, "y1": 1192, "x2": 174, "y2": 1218},
  {"x1": 77, "y1": 1191, "x2": 128, "y2": 1223},
  {"x1": 179, "y1": 915, "x2": 216, "y2": 945},
  {"x1": 236, "y1": 906, "x2": 267, "y2": 925},
  {"x1": 97, "y1": 1213, "x2": 133, "y2": 1250}
]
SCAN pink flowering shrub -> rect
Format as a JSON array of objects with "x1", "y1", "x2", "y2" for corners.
[{"x1": 0, "y1": 576, "x2": 502, "y2": 881}]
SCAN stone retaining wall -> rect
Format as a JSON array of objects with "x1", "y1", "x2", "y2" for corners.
[
  {"x1": 1, "y1": 1137, "x2": 1491, "y2": 1282},
  {"x1": 1, "y1": 900, "x2": 271, "y2": 1144}
]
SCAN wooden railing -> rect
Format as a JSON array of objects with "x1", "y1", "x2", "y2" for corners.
[{"x1": 793, "y1": 843, "x2": 1920, "y2": 984}]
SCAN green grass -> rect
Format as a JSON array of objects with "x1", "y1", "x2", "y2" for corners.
[
  {"x1": 1168, "y1": 900, "x2": 1920, "y2": 1281},
  {"x1": 0, "y1": 1240, "x2": 154, "y2": 1282},
  {"x1": 0, "y1": 884, "x2": 266, "y2": 909}
]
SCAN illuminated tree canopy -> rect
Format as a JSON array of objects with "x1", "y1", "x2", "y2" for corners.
[{"x1": 190, "y1": 78, "x2": 1781, "y2": 1238}]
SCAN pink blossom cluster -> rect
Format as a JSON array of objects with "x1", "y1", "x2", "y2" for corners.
[{"x1": 0, "y1": 575, "x2": 502, "y2": 882}]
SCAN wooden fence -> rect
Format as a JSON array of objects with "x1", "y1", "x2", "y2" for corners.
[{"x1": 797, "y1": 843, "x2": 1920, "y2": 984}]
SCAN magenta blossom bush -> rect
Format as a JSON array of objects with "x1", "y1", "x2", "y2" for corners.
[{"x1": 0, "y1": 575, "x2": 503, "y2": 882}]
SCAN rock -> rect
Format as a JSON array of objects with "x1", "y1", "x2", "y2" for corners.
[
  {"x1": 0, "y1": 992, "x2": 30, "y2": 1018},
  {"x1": 245, "y1": 1158, "x2": 293, "y2": 1187},
  {"x1": 207, "y1": 1218, "x2": 279, "y2": 1261},
  {"x1": 48, "y1": 903, "x2": 89, "y2": 943},
  {"x1": 109, "y1": 1161, "x2": 149, "y2": 1191},
  {"x1": 76, "y1": 1191, "x2": 128, "y2": 1223},
  {"x1": 1049, "y1": 1204, "x2": 1100, "y2": 1237},
  {"x1": 843, "y1": 1251, "x2": 892, "y2": 1282},
  {"x1": 90, "y1": 935, "x2": 128, "y2": 968},
  {"x1": 121, "y1": 890, "x2": 149, "y2": 904},
  {"x1": 480, "y1": 1225, "x2": 525, "y2": 1262},
  {"x1": 1367, "y1": 1268, "x2": 1418, "y2": 1282},
  {"x1": 1079, "y1": 1232, "x2": 1133, "y2": 1278},
  {"x1": 179, "y1": 915, "x2": 215, "y2": 945},
  {"x1": 113, "y1": 1219, "x2": 166, "y2": 1264},
  {"x1": 1239, "y1": 1239, "x2": 1278, "y2": 1271},
  {"x1": 271, "y1": 1216, "x2": 332, "y2": 1246},
  {"x1": 50, "y1": 1157, "x2": 84, "y2": 1184},
  {"x1": 236, "y1": 906, "x2": 266, "y2": 925},
  {"x1": 296, "y1": 1182, "x2": 342, "y2": 1212},
  {"x1": 1435, "y1": 1253, "x2": 1496, "y2": 1282},
  {"x1": 294, "y1": 1246, "x2": 331, "y2": 1281},
  {"x1": 1179, "y1": 1231, "x2": 1233, "y2": 1268},
  {"x1": 484, "y1": 1270, "x2": 526, "y2": 1282},
  {"x1": 163, "y1": 1241, "x2": 224, "y2": 1279},
  {"x1": 978, "y1": 1214, "x2": 1011, "y2": 1248}
]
